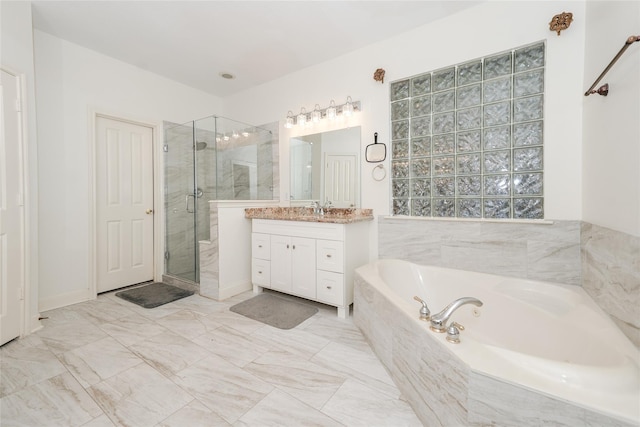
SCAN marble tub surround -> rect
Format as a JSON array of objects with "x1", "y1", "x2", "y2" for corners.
[
  {"x1": 582, "y1": 222, "x2": 640, "y2": 347},
  {"x1": 354, "y1": 269, "x2": 639, "y2": 427},
  {"x1": 245, "y1": 206, "x2": 374, "y2": 224},
  {"x1": 379, "y1": 217, "x2": 581, "y2": 285},
  {"x1": 1, "y1": 289, "x2": 421, "y2": 426},
  {"x1": 378, "y1": 217, "x2": 640, "y2": 348}
]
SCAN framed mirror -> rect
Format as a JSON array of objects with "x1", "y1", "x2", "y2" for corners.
[{"x1": 290, "y1": 127, "x2": 361, "y2": 207}]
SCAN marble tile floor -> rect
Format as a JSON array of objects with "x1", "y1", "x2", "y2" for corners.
[{"x1": 0, "y1": 289, "x2": 422, "y2": 427}]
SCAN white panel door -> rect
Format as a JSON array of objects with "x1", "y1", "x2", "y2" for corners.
[
  {"x1": 324, "y1": 153, "x2": 357, "y2": 208},
  {"x1": 96, "y1": 117, "x2": 154, "y2": 292},
  {"x1": 0, "y1": 69, "x2": 24, "y2": 346}
]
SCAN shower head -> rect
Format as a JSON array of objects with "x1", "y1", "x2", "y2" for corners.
[{"x1": 195, "y1": 141, "x2": 207, "y2": 151}]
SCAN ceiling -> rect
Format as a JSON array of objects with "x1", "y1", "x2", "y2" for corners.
[{"x1": 31, "y1": 1, "x2": 481, "y2": 97}]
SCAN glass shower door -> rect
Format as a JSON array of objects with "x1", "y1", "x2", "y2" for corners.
[{"x1": 164, "y1": 122, "x2": 198, "y2": 282}]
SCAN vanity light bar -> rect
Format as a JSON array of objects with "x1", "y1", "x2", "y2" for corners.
[{"x1": 285, "y1": 99, "x2": 362, "y2": 128}]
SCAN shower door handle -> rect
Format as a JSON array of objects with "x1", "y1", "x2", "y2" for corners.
[{"x1": 186, "y1": 194, "x2": 195, "y2": 213}]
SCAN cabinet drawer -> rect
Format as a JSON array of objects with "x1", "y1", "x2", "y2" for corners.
[
  {"x1": 316, "y1": 239, "x2": 344, "y2": 273},
  {"x1": 252, "y1": 233, "x2": 271, "y2": 260},
  {"x1": 316, "y1": 270, "x2": 344, "y2": 306},
  {"x1": 252, "y1": 258, "x2": 271, "y2": 287}
]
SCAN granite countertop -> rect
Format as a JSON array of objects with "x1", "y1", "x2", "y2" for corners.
[{"x1": 245, "y1": 207, "x2": 374, "y2": 224}]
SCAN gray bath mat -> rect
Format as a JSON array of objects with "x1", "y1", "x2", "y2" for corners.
[
  {"x1": 230, "y1": 293, "x2": 319, "y2": 330},
  {"x1": 115, "y1": 282, "x2": 193, "y2": 308}
]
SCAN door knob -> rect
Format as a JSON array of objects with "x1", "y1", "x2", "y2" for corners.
[{"x1": 146, "y1": 209, "x2": 153, "y2": 214}]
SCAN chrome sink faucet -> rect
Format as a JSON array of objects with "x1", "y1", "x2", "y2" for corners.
[
  {"x1": 310, "y1": 201, "x2": 322, "y2": 215},
  {"x1": 430, "y1": 297, "x2": 483, "y2": 333},
  {"x1": 310, "y1": 200, "x2": 332, "y2": 215}
]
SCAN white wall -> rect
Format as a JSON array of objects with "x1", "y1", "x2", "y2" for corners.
[
  {"x1": 29, "y1": 1, "x2": 638, "y2": 311},
  {"x1": 34, "y1": 30, "x2": 223, "y2": 310},
  {"x1": 582, "y1": 1, "x2": 640, "y2": 237},
  {"x1": 1, "y1": 1, "x2": 41, "y2": 333},
  {"x1": 223, "y1": 1, "x2": 587, "y2": 258}
]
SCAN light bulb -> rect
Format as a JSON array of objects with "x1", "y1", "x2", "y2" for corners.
[
  {"x1": 326, "y1": 100, "x2": 337, "y2": 120},
  {"x1": 311, "y1": 104, "x2": 321, "y2": 123},
  {"x1": 297, "y1": 107, "x2": 307, "y2": 127},
  {"x1": 284, "y1": 111, "x2": 294, "y2": 129},
  {"x1": 343, "y1": 96, "x2": 353, "y2": 117},
  {"x1": 223, "y1": 134, "x2": 230, "y2": 141},
  {"x1": 232, "y1": 130, "x2": 239, "y2": 139}
]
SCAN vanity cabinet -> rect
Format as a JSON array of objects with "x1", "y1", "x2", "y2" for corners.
[{"x1": 251, "y1": 219, "x2": 370, "y2": 318}]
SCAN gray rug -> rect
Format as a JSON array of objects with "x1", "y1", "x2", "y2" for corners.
[
  {"x1": 230, "y1": 293, "x2": 319, "y2": 329},
  {"x1": 115, "y1": 282, "x2": 193, "y2": 308}
]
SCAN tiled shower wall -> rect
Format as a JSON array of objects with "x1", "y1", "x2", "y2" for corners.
[{"x1": 378, "y1": 217, "x2": 640, "y2": 347}]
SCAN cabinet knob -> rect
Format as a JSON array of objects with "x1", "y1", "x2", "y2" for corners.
[
  {"x1": 292, "y1": 245, "x2": 296, "y2": 250},
  {"x1": 326, "y1": 286, "x2": 332, "y2": 290},
  {"x1": 258, "y1": 271, "x2": 262, "y2": 274},
  {"x1": 326, "y1": 254, "x2": 332, "y2": 258},
  {"x1": 258, "y1": 245, "x2": 262, "y2": 248},
  {"x1": 286, "y1": 244, "x2": 289, "y2": 249}
]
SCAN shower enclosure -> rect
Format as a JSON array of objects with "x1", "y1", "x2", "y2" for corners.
[{"x1": 163, "y1": 115, "x2": 274, "y2": 284}]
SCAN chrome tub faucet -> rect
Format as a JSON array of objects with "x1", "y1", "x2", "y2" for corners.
[{"x1": 430, "y1": 297, "x2": 483, "y2": 333}]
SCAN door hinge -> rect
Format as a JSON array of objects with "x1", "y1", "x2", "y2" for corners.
[
  {"x1": 19, "y1": 287, "x2": 24, "y2": 300},
  {"x1": 164, "y1": 251, "x2": 170, "y2": 260},
  {"x1": 15, "y1": 98, "x2": 22, "y2": 112},
  {"x1": 163, "y1": 144, "x2": 169, "y2": 152}
]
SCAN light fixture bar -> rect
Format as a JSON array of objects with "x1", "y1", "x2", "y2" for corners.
[{"x1": 284, "y1": 99, "x2": 362, "y2": 127}]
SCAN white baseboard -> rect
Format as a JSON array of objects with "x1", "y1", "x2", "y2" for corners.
[
  {"x1": 218, "y1": 280, "x2": 252, "y2": 300},
  {"x1": 38, "y1": 289, "x2": 92, "y2": 312}
]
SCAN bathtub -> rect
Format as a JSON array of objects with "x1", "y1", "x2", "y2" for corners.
[{"x1": 354, "y1": 259, "x2": 640, "y2": 427}]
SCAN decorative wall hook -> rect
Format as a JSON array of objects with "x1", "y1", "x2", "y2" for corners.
[
  {"x1": 373, "y1": 68, "x2": 386, "y2": 84},
  {"x1": 549, "y1": 12, "x2": 573, "y2": 36}
]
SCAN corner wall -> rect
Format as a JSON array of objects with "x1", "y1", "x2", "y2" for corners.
[{"x1": 581, "y1": 1, "x2": 640, "y2": 346}]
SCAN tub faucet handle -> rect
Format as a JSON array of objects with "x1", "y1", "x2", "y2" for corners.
[
  {"x1": 413, "y1": 296, "x2": 431, "y2": 321},
  {"x1": 446, "y1": 322, "x2": 464, "y2": 344}
]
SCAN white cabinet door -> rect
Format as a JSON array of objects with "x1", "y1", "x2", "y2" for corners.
[
  {"x1": 291, "y1": 237, "x2": 316, "y2": 299},
  {"x1": 270, "y1": 235, "x2": 292, "y2": 292}
]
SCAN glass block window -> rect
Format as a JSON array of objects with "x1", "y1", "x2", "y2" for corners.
[{"x1": 390, "y1": 42, "x2": 545, "y2": 219}]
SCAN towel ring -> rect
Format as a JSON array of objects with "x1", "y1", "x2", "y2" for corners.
[{"x1": 372, "y1": 164, "x2": 386, "y2": 181}]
